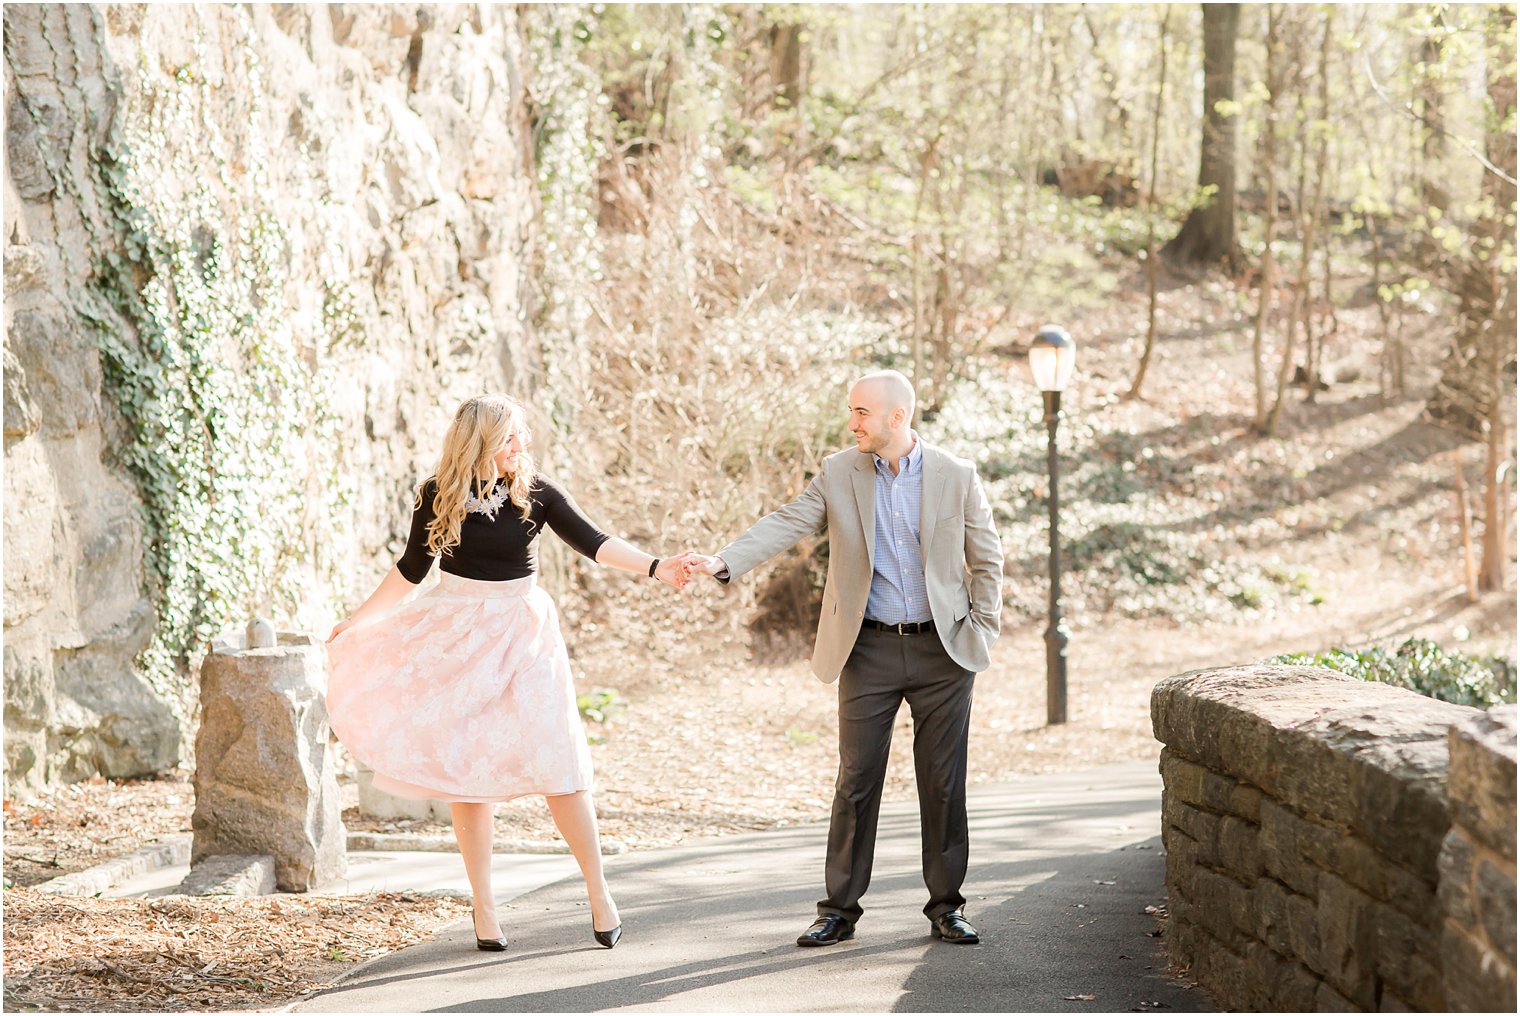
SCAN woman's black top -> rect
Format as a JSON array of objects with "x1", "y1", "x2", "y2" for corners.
[{"x1": 395, "y1": 475, "x2": 611, "y2": 584}]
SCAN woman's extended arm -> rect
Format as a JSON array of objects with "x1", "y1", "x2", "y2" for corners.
[
  {"x1": 594, "y1": 538, "x2": 696, "y2": 589},
  {"x1": 538, "y1": 477, "x2": 694, "y2": 589},
  {"x1": 328, "y1": 566, "x2": 418, "y2": 642}
]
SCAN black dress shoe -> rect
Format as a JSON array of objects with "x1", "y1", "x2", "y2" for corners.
[
  {"x1": 930, "y1": 910, "x2": 979, "y2": 944},
  {"x1": 797, "y1": 914, "x2": 855, "y2": 947},
  {"x1": 476, "y1": 935, "x2": 507, "y2": 952},
  {"x1": 594, "y1": 924, "x2": 622, "y2": 949}
]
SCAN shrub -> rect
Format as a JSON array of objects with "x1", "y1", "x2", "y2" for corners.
[{"x1": 1270, "y1": 638, "x2": 1517, "y2": 708}]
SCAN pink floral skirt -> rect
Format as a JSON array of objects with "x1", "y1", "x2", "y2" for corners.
[{"x1": 326, "y1": 573, "x2": 593, "y2": 803}]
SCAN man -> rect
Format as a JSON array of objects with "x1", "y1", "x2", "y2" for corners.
[{"x1": 692, "y1": 369, "x2": 1004, "y2": 947}]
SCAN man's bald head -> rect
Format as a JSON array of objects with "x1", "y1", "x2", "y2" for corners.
[
  {"x1": 846, "y1": 369, "x2": 918, "y2": 459},
  {"x1": 851, "y1": 369, "x2": 917, "y2": 420}
]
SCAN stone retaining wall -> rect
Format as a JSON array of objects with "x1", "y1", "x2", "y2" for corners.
[
  {"x1": 1151, "y1": 665, "x2": 1516, "y2": 1012},
  {"x1": 1439, "y1": 706, "x2": 1517, "y2": 1011}
]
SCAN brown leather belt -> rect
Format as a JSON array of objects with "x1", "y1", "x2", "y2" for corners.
[{"x1": 861, "y1": 617, "x2": 935, "y2": 635}]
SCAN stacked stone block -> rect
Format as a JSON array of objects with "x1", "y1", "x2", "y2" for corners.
[{"x1": 1152, "y1": 665, "x2": 1513, "y2": 1012}]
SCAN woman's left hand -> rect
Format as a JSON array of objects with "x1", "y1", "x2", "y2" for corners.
[{"x1": 327, "y1": 616, "x2": 357, "y2": 643}]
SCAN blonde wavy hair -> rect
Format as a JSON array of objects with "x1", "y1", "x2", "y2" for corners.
[{"x1": 417, "y1": 394, "x2": 536, "y2": 557}]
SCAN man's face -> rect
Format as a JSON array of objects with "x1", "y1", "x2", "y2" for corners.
[{"x1": 846, "y1": 382, "x2": 899, "y2": 455}]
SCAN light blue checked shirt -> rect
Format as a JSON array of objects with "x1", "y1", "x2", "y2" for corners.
[{"x1": 866, "y1": 433, "x2": 932, "y2": 625}]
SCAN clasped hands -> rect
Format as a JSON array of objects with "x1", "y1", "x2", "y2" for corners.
[{"x1": 650, "y1": 552, "x2": 725, "y2": 590}]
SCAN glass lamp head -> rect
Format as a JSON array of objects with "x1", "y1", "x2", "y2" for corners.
[{"x1": 1029, "y1": 325, "x2": 1076, "y2": 392}]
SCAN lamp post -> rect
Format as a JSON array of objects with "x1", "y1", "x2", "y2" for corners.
[{"x1": 1029, "y1": 325, "x2": 1076, "y2": 725}]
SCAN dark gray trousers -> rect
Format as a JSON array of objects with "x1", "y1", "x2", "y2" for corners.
[{"x1": 818, "y1": 626, "x2": 974, "y2": 923}]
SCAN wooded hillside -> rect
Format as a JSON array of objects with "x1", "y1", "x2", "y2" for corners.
[{"x1": 534, "y1": 3, "x2": 1516, "y2": 637}]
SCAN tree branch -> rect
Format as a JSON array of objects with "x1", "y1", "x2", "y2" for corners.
[{"x1": 1362, "y1": 52, "x2": 1518, "y2": 187}]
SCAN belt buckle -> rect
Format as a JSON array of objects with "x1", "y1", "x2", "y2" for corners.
[{"x1": 896, "y1": 621, "x2": 908, "y2": 635}]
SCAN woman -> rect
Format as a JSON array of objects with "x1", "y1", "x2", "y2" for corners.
[{"x1": 326, "y1": 394, "x2": 693, "y2": 952}]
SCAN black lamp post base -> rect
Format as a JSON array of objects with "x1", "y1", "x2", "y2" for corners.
[{"x1": 1044, "y1": 621, "x2": 1069, "y2": 725}]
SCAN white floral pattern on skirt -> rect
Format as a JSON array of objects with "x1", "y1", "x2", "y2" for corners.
[{"x1": 326, "y1": 573, "x2": 593, "y2": 803}]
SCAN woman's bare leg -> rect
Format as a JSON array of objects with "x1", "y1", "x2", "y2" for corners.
[
  {"x1": 450, "y1": 802, "x2": 502, "y2": 939},
  {"x1": 545, "y1": 791, "x2": 620, "y2": 932}
]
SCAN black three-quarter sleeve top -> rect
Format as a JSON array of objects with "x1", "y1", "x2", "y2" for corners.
[{"x1": 395, "y1": 474, "x2": 611, "y2": 584}]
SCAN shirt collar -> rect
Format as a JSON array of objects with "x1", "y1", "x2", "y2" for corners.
[{"x1": 873, "y1": 431, "x2": 922, "y2": 476}]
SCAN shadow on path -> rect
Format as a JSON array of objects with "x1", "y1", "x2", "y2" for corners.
[{"x1": 299, "y1": 763, "x2": 1213, "y2": 1013}]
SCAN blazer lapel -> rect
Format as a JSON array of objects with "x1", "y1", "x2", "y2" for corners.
[
  {"x1": 919, "y1": 442, "x2": 942, "y2": 551},
  {"x1": 852, "y1": 453, "x2": 876, "y2": 566}
]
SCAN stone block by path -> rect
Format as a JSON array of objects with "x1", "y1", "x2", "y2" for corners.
[
  {"x1": 193, "y1": 631, "x2": 345, "y2": 891},
  {"x1": 356, "y1": 763, "x2": 452, "y2": 823},
  {"x1": 173, "y1": 854, "x2": 276, "y2": 896}
]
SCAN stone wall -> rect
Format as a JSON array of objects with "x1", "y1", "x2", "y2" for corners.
[
  {"x1": 1152, "y1": 665, "x2": 1516, "y2": 1012},
  {"x1": 1439, "y1": 706, "x2": 1517, "y2": 1011},
  {"x1": 4, "y1": 4, "x2": 540, "y2": 794}
]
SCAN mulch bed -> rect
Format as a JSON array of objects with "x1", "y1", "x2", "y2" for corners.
[
  {"x1": 2, "y1": 889, "x2": 470, "y2": 1013},
  {"x1": 4, "y1": 773, "x2": 194, "y2": 890}
]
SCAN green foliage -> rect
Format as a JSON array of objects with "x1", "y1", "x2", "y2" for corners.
[
  {"x1": 577, "y1": 689, "x2": 624, "y2": 746},
  {"x1": 784, "y1": 726, "x2": 819, "y2": 746},
  {"x1": 1270, "y1": 639, "x2": 1517, "y2": 708},
  {"x1": 577, "y1": 690, "x2": 626, "y2": 725}
]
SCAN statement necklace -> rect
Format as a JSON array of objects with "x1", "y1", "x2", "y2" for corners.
[{"x1": 464, "y1": 479, "x2": 511, "y2": 518}]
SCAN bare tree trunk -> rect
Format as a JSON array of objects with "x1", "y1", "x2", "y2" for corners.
[
  {"x1": 1251, "y1": 5, "x2": 1282, "y2": 429},
  {"x1": 768, "y1": 21, "x2": 805, "y2": 109},
  {"x1": 1480, "y1": 377, "x2": 1511, "y2": 592},
  {"x1": 1164, "y1": 3, "x2": 1240, "y2": 268},
  {"x1": 1126, "y1": 6, "x2": 1173, "y2": 400},
  {"x1": 1455, "y1": 450, "x2": 1479, "y2": 602},
  {"x1": 1265, "y1": 93, "x2": 1310, "y2": 436},
  {"x1": 1418, "y1": 15, "x2": 1450, "y2": 213},
  {"x1": 1432, "y1": 5, "x2": 1517, "y2": 591},
  {"x1": 931, "y1": 257, "x2": 954, "y2": 412},
  {"x1": 995, "y1": 5, "x2": 1017, "y2": 264},
  {"x1": 1266, "y1": 10, "x2": 1332, "y2": 436},
  {"x1": 1477, "y1": 4, "x2": 1516, "y2": 592},
  {"x1": 907, "y1": 9, "x2": 930, "y2": 416},
  {"x1": 1369, "y1": 215, "x2": 1406, "y2": 398},
  {"x1": 1018, "y1": 7, "x2": 1051, "y2": 268},
  {"x1": 1302, "y1": 16, "x2": 1334, "y2": 404}
]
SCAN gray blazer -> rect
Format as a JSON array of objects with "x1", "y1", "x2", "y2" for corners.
[{"x1": 718, "y1": 439, "x2": 1005, "y2": 683}]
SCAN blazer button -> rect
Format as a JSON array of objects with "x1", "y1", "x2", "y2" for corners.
[{"x1": 857, "y1": 611, "x2": 864, "y2": 618}]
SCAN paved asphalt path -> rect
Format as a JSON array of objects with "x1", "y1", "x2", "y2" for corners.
[{"x1": 295, "y1": 761, "x2": 1214, "y2": 1013}]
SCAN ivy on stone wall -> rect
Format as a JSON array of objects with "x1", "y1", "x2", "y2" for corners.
[{"x1": 83, "y1": 10, "x2": 345, "y2": 704}]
